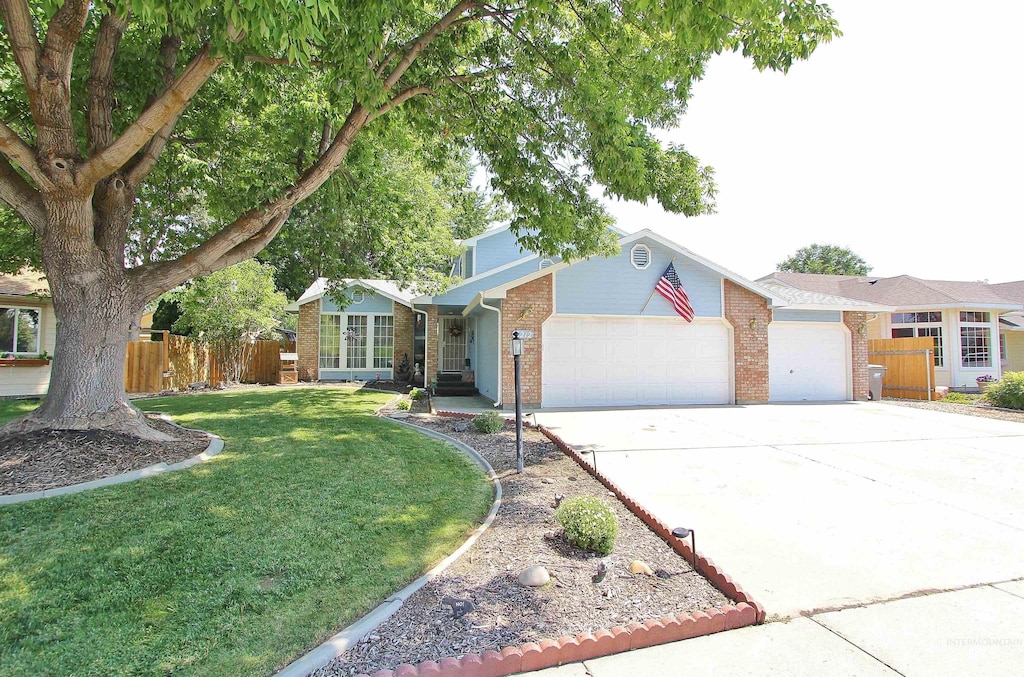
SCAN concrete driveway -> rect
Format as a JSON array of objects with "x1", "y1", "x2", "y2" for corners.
[{"x1": 534, "y1": 403, "x2": 1024, "y2": 617}]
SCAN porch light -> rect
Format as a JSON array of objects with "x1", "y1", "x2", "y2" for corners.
[
  {"x1": 511, "y1": 332, "x2": 524, "y2": 356},
  {"x1": 672, "y1": 527, "x2": 697, "y2": 570}
]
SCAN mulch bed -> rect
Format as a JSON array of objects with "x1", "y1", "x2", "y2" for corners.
[
  {"x1": 0, "y1": 415, "x2": 211, "y2": 496},
  {"x1": 313, "y1": 410, "x2": 731, "y2": 676},
  {"x1": 883, "y1": 398, "x2": 1024, "y2": 424}
]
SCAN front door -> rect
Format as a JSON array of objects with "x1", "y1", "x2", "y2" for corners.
[{"x1": 440, "y1": 317, "x2": 467, "y2": 373}]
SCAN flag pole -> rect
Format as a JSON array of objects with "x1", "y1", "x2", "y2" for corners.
[{"x1": 640, "y1": 257, "x2": 675, "y2": 314}]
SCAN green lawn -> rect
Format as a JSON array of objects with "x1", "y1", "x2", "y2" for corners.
[
  {"x1": 0, "y1": 398, "x2": 41, "y2": 425},
  {"x1": 0, "y1": 388, "x2": 493, "y2": 676}
]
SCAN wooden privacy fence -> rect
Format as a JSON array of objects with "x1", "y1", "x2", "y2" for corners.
[
  {"x1": 125, "y1": 335, "x2": 283, "y2": 393},
  {"x1": 868, "y1": 337, "x2": 937, "y2": 401}
]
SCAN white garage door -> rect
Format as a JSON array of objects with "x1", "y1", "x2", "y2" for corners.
[
  {"x1": 769, "y1": 323, "x2": 849, "y2": 401},
  {"x1": 542, "y1": 316, "x2": 731, "y2": 407}
]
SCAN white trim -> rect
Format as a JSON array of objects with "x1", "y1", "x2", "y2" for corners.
[
  {"x1": 350, "y1": 289, "x2": 364, "y2": 304},
  {"x1": 479, "y1": 264, "x2": 565, "y2": 300},
  {"x1": 287, "y1": 279, "x2": 415, "y2": 311},
  {"x1": 630, "y1": 243, "x2": 651, "y2": 270},
  {"x1": 318, "y1": 310, "x2": 395, "y2": 371},
  {"x1": 884, "y1": 302, "x2": 1022, "y2": 311},
  {"x1": 413, "y1": 253, "x2": 542, "y2": 303},
  {"x1": 456, "y1": 223, "x2": 512, "y2": 246}
]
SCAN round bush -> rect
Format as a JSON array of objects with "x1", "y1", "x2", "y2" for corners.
[
  {"x1": 409, "y1": 388, "x2": 424, "y2": 401},
  {"x1": 986, "y1": 371, "x2": 1024, "y2": 410},
  {"x1": 396, "y1": 399, "x2": 411, "y2": 410},
  {"x1": 472, "y1": 410, "x2": 504, "y2": 434},
  {"x1": 555, "y1": 495, "x2": 619, "y2": 555}
]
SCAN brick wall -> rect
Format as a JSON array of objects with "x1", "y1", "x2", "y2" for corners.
[
  {"x1": 844, "y1": 311, "x2": 870, "y2": 400},
  {"x1": 501, "y1": 275, "x2": 554, "y2": 407},
  {"x1": 425, "y1": 304, "x2": 439, "y2": 380},
  {"x1": 393, "y1": 303, "x2": 414, "y2": 372},
  {"x1": 297, "y1": 299, "x2": 320, "y2": 381},
  {"x1": 724, "y1": 280, "x2": 770, "y2": 403}
]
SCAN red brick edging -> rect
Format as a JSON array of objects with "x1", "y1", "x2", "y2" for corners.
[{"x1": 356, "y1": 413, "x2": 766, "y2": 677}]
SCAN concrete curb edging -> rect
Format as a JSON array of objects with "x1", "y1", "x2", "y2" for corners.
[
  {"x1": 0, "y1": 414, "x2": 224, "y2": 506},
  {"x1": 273, "y1": 414, "x2": 503, "y2": 677},
  {"x1": 338, "y1": 411, "x2": 762, "y2": 677}
]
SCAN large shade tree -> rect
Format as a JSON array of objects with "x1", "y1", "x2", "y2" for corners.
[
  {"x1": 777, "y1": 243, "x2": 871, "y2": 275},
  {"x1": 0, "y1": 0, "x2": 839, "y2": 440}
]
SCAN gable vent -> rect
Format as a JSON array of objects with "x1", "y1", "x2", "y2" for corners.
[
  {"x1": 350, "y1": 289, "x2": 365, "y2": 304},
  {"x1": 539, "y1": 258, "x2": 555, "y2": 270},
  {"x1": 630, "y1": 244, "x2": 651, "y2": 270}
]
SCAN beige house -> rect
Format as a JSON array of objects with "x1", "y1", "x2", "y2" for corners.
[
  {"x1": 761, "y1": 273, "x2": 1024, "y2": 391},
  {"x1": 0, "y1": 270, "x2": 56, "y2": 398},
  {"x1": 991, "y1": 281, "x2": 1024, "y2": 374}
]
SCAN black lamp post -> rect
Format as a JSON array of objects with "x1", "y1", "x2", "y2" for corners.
[
  {"x1": 511, "y1": 330, "x2": 524, "y2": 473},
  {"x1": 672, "y1": 526, "x2": 696, "y2": 570}
]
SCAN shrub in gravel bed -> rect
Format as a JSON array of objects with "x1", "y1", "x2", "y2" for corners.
[
  {"x1": 986, "y1": 371, "x2": 1024, "y2": 410},
  {"x1": 410, "y1": 388, "x2": 424, "y2": 400},
  {"x1": 396, "y1": 399, "x2": 411, "y2": 410},
  {"x1": 473, "y1": 410, "x2": 505, "y2": 434},
  {"x1": 556, "y1": 495, "x2": 619, "y2": 555}
]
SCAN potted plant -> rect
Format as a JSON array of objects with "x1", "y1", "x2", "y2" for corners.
[{"x1": 976, "y1": 374, "x2": 997, "y2": 393}]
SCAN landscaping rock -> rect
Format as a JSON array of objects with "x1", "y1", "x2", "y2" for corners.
[
  {"x1": 518, "y1": 565, "x2": 550, "y2": 587},
  {"x1": 629, "y1": 559, "x2": 654, "y2": 576}
]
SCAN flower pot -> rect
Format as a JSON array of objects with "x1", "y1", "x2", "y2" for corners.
[
  {"x1": 977, "y1": 380, "x2": 994, "y2": 393},
  {"x1": 0, "y1": 359, "x2": 51, "y2": 367}
]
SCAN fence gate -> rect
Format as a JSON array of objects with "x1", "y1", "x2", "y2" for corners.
[{"x1": 868, "y1": 337, "x2": 937, "y2": 400}]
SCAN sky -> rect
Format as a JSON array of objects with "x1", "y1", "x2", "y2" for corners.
[{"x1": 603, "y1": 0, "x2": 1024, "y2": 284}]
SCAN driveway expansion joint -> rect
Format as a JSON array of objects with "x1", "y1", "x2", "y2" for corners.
[{"x1": 806, "y1": 616, "x2": 908, "y2": 677}]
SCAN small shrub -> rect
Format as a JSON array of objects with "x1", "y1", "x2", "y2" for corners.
[
  {"x1": 409, "y1": 388, "x2": 424, "y2": 401},
  {"x1": 555, "y1": 495, "x2": 619, "y2": 555},
  {"x1": 986, "y1": 372, "x2": 1024, "y2": 410},
  {"x1": 396, "y1": 399, "x2": 411, "y2": 410},
  {"x1": 941, "y1": 391, "x2": 979, "y2": 404},
  {"x1": 473, "y1": 410, "x2": 504, "y2": 434}
]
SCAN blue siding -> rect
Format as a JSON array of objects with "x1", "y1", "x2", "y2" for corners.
[
  {"x1": 473, "y1": 228, "x2": 529, "y2": 275},
  {"x1": 773, "y1": 309, "x2": 842, "y2": 323},
  {"x1": 464, "y1": 249, "x2": 474, "y2": 278},
  {"x1": 555, "y1": 238, "x2": 724, "y2": 317},
  {"x1": 319, "y1": 369, "x2": 393, "y2": 381},
  {"x1": 470, "y1": 305, "x2": 500, "y2": 401},
  {"x1": 431, "y1": 259, "x2": 539, "y2": 306},
  {"x1": 321, "y1": 285, "x2": 394, "y2": 314}
]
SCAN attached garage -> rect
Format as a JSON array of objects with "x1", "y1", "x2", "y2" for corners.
[
  {"x1": 541, "y1": 316, "x2": 731, "y2": 407},
  {"x1": 768, "y1": 322, "x2": 850, "y2": 401}
]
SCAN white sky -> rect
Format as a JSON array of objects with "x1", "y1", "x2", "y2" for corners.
[{"x1": 604, "y1": 0, "x2": 1024, "y2": 284}]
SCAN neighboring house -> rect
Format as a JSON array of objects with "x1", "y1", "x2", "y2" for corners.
[
  {"x1": 292, "y1": 226, "x2": 889, "y2": 407},
  {"x1": 760, "y1": 273, "x2": 1024, "y2": 391},
  {"x1": 990, "y1": 281, "x2": 1024, "y2": 373},
  {"x1": 0, "y1": 270, "x2": 56, "y2": 398}
]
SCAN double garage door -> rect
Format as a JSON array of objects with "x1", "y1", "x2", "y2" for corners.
[
  {"x1": 541, "y1": 316, "x2": 851, "y2": 407},
  {"x1": 542, "y1": 316, "x2": 731, "y2": 407}
]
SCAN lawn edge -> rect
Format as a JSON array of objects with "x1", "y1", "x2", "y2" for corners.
[
  {"x1": 273, "y1": 406, "x2": 503, "y2": 677},
  {"x1": 0, "y1": 413, "x2": 223, "y2": 506}
]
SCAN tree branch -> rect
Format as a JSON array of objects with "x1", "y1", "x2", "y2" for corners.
[
  {"x1": 369, "y1": 68, "x2": 507, "y2": 122},
  {"x1": 87, "y1": 6, "x2": 128, "y2": 155},
  {"x1": 382, "y1": 0, "x2": 478, "y2": 91},
  {"x1": 0, "y1": 154, "x2": 46, "y2": 233},
  {"x1": 0, "y1": 120, "x2": 48, "y2": 187},
  {"x1": 124, "y1": 34, "x2": 183, "y2": 185},
  {"x1": 79, "y1": 44, "x2": 223, "y2": 187},
  {"x1": 244, "y1": 55, "x2": 325, "y2": 67},
  {"x1": 0, "y1": 0, "x2": 41, "y2": 92}
]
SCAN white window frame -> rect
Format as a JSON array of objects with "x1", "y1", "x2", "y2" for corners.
[
  {"x1": 319, "y1": 312, "x2": 394, "y2": 371},
  {"x1": 890, "y1": 312, "x2": 944, "y2": 367},
  {"x1": 0, "y1": 305, "x2": 42, "y2": 355},
  {"x1": 1000, "y1": 332, "x2": 1008, "y2": 363},
  {"x1": 958, "y1": 321, "x2": 991, "y2": 368},
  {"x1": 630, "y1": 243, "x2": 651, "y2": 270}
]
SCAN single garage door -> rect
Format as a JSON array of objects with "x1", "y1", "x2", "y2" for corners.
[
  {"x1": 542, "y1": 316, "x2": 731, "y2": 407},
  {"x1": 769, "y1": 322, "x2": 848, "y2": 401}
]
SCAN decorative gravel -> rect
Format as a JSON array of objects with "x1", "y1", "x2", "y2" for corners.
[
  {"x1": 0, "y1": 415, "x2": 210, "y2": 495},
  {"x1": 313, "y1": 411, "x2": 731, "y2": 676},
  {"x1": 882, "y1": 398, "x2": 1024, "y2": 424}
]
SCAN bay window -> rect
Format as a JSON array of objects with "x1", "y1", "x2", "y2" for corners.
[
  {"x1": 319, "y1": 312, "x2": 394, "y2": 371},
  {"x1": 959, "y1": 312, "x2": 992, "y2": 368}
]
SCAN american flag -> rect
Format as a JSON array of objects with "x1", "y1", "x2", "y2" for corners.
[{"x1": 655, "y1": 262, "x2": 695, "y2": 321}]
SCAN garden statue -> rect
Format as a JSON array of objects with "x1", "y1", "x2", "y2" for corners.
[{"x1": 396, "y1": 353, "x2": 411, "y2": 383}]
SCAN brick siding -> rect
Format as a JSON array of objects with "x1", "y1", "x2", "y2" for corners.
[
  {"x1": 724, "y1": 280, "x2": 770, "y2": 403},
  {"x1": 297, "y1": 299, "x2": 320, "y2": 381},
  {"x1": 393, "y1": 303, "x2": 414, "y2": 373},
  {"x1": 425, "y1": 304, "x2": 439, "y2": 381},
  {"x1": 501, "y1": 275, "x2": 554, "y2": 407},
  {"x1": 844, "y1": 311, "x2": 870, "y2": 400}
]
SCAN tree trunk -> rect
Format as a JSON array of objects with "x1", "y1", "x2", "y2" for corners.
[{"x1": 0, "y1": 194, "x2": 172, "y2": 441}]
